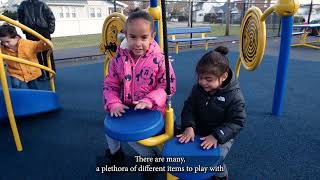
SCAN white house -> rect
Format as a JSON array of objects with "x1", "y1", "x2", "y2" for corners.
[
  {"x1": 193, "y1": 0, "x2": 225, "y2": 22},
  {"x1": 2, "y1": 0, "x2": 127, "y2": 37},
  {"x1": 42, "y1": 0, "x2": 127, "y2": 37}
]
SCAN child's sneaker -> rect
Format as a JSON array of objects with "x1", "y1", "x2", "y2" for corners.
[{"x1": 105, "y1": 148, "x2": 125, "y2": 166}]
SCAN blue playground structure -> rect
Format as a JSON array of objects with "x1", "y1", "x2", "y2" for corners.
[{"x1": 0, "y1": 89, "x2": 59, "y2": 120}]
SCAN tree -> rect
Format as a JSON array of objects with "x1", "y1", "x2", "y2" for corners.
[
  {"x1": 2, "y1": 9, "x2": 18, "y2": 20},
  {"x1": 225, "y1": 0, "x2": 230, "y2": 36}
]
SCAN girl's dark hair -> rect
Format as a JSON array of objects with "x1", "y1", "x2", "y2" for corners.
[
  {"x1": 0, "y1": 24, "x2": 18, "y2": 38},
  {"x1": 196, "y1": 46, "x2": 230, "y2": 77},
  {"x1": 125, "y1": 8, "x2": 154, "y2": 32}
]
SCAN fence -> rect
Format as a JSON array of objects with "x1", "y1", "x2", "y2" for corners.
[{"x1": 0, "y1": 0, "x2": 319, "y2": 60}]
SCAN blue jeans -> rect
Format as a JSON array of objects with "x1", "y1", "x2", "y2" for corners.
[
  {"x1": 215, "y1": 139, "x2": 234, "y2": 177},
  {"x1": 10, "y1": 77, "x2": 39, "y2": 90}
]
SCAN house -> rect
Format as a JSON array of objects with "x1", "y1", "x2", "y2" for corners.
[
  {"x1": 295, "y1": 4, "x2": 320, "y2": 23},
  {"x1": 193, "y1": 0, "x2": 278, "y2": 24},
  {"x1": 42, "y1": 0, "x2": 128, "y2": 37},
  {"x1": 193, "y1": 0, "x2": 223, "y2": 22},
  {"x1": 3, "y1": 0, "x2": 127, "y2": 37},
  {"x1": 193, "y1": 0, "x2": 241, "y2": 23}
]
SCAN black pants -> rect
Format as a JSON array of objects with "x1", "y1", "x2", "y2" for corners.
[{"x1": 25, "y1": 30, "x2": 55, "y2": 77}]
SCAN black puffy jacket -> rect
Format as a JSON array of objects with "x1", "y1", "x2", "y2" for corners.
[
  {"x1": 18, "y1": 0, "x2": 55, "y2": 34},
  {"x1": 181, "y1": 69, "x2": 246, "y2": 144}
]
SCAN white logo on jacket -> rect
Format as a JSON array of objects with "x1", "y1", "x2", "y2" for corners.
[{"x1": 217, "y1": 96, "x2": 225, "y2": 102}]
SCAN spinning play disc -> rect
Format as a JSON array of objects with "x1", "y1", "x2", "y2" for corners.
[
  {"x1": 162, "y1": 136, "x2": 222, "y2": 180},
  {"x1": 104, "y1": 109, "x2": 164, "y2": 141}
]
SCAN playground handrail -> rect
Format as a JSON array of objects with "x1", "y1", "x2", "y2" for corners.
[
  {"x1": 0, "y1": 14, "x2": 56, "y2": 92},
  {"x1": 0, "y1": 15, "x2": 53, "y2": 48},
  {"x1": 1, "y1": 54, "x2": 56, "y2": 90},
  {"x1": 0, "y1": 15, "x2": 56, "y2": 152}
]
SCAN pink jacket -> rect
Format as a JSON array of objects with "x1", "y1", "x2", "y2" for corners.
[{"x1": 103, "y1": 40, "x2": 176, "y2": 114}]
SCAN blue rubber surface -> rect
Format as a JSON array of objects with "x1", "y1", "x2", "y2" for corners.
[
  {"x1": 104, "y1": 109, "x2": 164, "y2": 141},
  {"x1": 162, "y1": 136, "x2": 221, "y2": 180},
  {"x1": 0, "y1": 88, "x2": 60, "y2": 121}
]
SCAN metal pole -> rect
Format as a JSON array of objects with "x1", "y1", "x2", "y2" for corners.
[
  {"x1": 114, "y1": 0, "x2": 117, "y2": 12},
  {"x1": 307, "y1": 0, "x2": 313, "y2": 24},
  {"x1": 225, "y1": 0, "x2": 231, "y2": 36},
  {"x1": 278, "y1": 18, "x2": 281, "y2": 37},
  {"x1": 190, "y1": 0, "x2": 193, "y2": 48},
  {"x1": 150, "y1": 0, "x2": 159, "y2": 44},
  {"x1": 272, "y1": 16, "x2": 293, "y2": 116},
  {"x1": 161, "y1": 0, "x2": 171, "y2": 96},
  {"x1": 241, "y1": 1, "x2": 246, "y2": 23}
]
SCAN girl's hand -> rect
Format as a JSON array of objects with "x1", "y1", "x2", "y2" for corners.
[
  {"x1": 200, "y1": 135, "x2": 218, "y2": 150},
  {"x1": 176, "y1": 127, "x2": 195, "y2": 143},
  {"x1": 133, "y1": 101, "x2": 152, "y2": 110},
  {"x1": 110, "y1": 104, "x2": 129, "y2": 117}
]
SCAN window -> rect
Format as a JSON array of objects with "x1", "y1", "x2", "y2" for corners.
[
  {"x1": 97, "y1": 8, "x2": 102, "y2": 18},
  {"x1": 59, "y1": 7, "x2": 64, "y2": 18},
  {"x1": 72, "y1": 7, "x2": 76, "y2": 18},
  {"x1": 90, "y1": 8, "x2": 95, "y2": 18},
  {"x1": 108, "y1": 7, "x2": 120, "y2": 14},
  {"x1": 66, "y1": 7, "x2": 70, "y2": 18},
  {"x1": 264, "y1": 0, "x2": 268, "y2": 7},
  {"x1": 108, "y1": 7, "x2": 114, "y2": 15}
]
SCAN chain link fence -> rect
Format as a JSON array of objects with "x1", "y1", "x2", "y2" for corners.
[{"x1": 0, "y1": 0, "x2": 319, "y2": 59}]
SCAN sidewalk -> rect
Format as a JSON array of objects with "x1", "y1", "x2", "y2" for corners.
[{"x1": 54, "y1": 45, "x2": 102, "y2": 61}]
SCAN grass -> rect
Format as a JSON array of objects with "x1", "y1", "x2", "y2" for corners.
[
  {"x1": 52, "y1": 24, "x2": 239, "y2": 50},
  {"x1": 51, "y1": 24, "x2": 278, "y2": 50},
  {"x1": 52, "y1": 34, "x2": 101, "y2": 50}
]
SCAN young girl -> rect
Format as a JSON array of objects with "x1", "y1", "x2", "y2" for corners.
[
  {"x1": 0, "y1": 24, "x2": 49, "y2": 89},
  {"x1": 177, "y1": 46, "x2": 246, "y2": 180},
  {"x1": 103, "y1": 9, "x2": 176, "y2": 164}
]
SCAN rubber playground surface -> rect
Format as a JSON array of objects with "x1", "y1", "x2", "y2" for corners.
[{"x1": 0, "y1": 38, "x2": 320, "y2": 179}]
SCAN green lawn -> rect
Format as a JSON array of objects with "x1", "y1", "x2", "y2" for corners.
[
  {"x1": 52, "y1": 34, "x2": 101, "y2": 50},
  {"x1": 51, "y1": 24, "x2": 278, "y2": 50}
]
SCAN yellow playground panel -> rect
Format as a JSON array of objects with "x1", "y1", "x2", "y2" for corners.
[{"x1": 235, "y1": 0, "x2": 299, "y2": 78}]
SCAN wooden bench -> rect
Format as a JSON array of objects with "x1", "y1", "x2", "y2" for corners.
[{"x1": 167, "y1": 27, "x2": 217, "y2": 54}]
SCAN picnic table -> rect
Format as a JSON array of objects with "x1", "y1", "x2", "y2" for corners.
[
  {"x1": 167, "y1": 27, "x2": 217, "y2": 54},
  {"x1": 291, "y1": 24, "x2": 320, "y2": 49}
]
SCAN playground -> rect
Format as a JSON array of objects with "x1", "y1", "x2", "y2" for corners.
[{"x1": 1, "y1": 0, "x2": 320, "y2": 179}]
